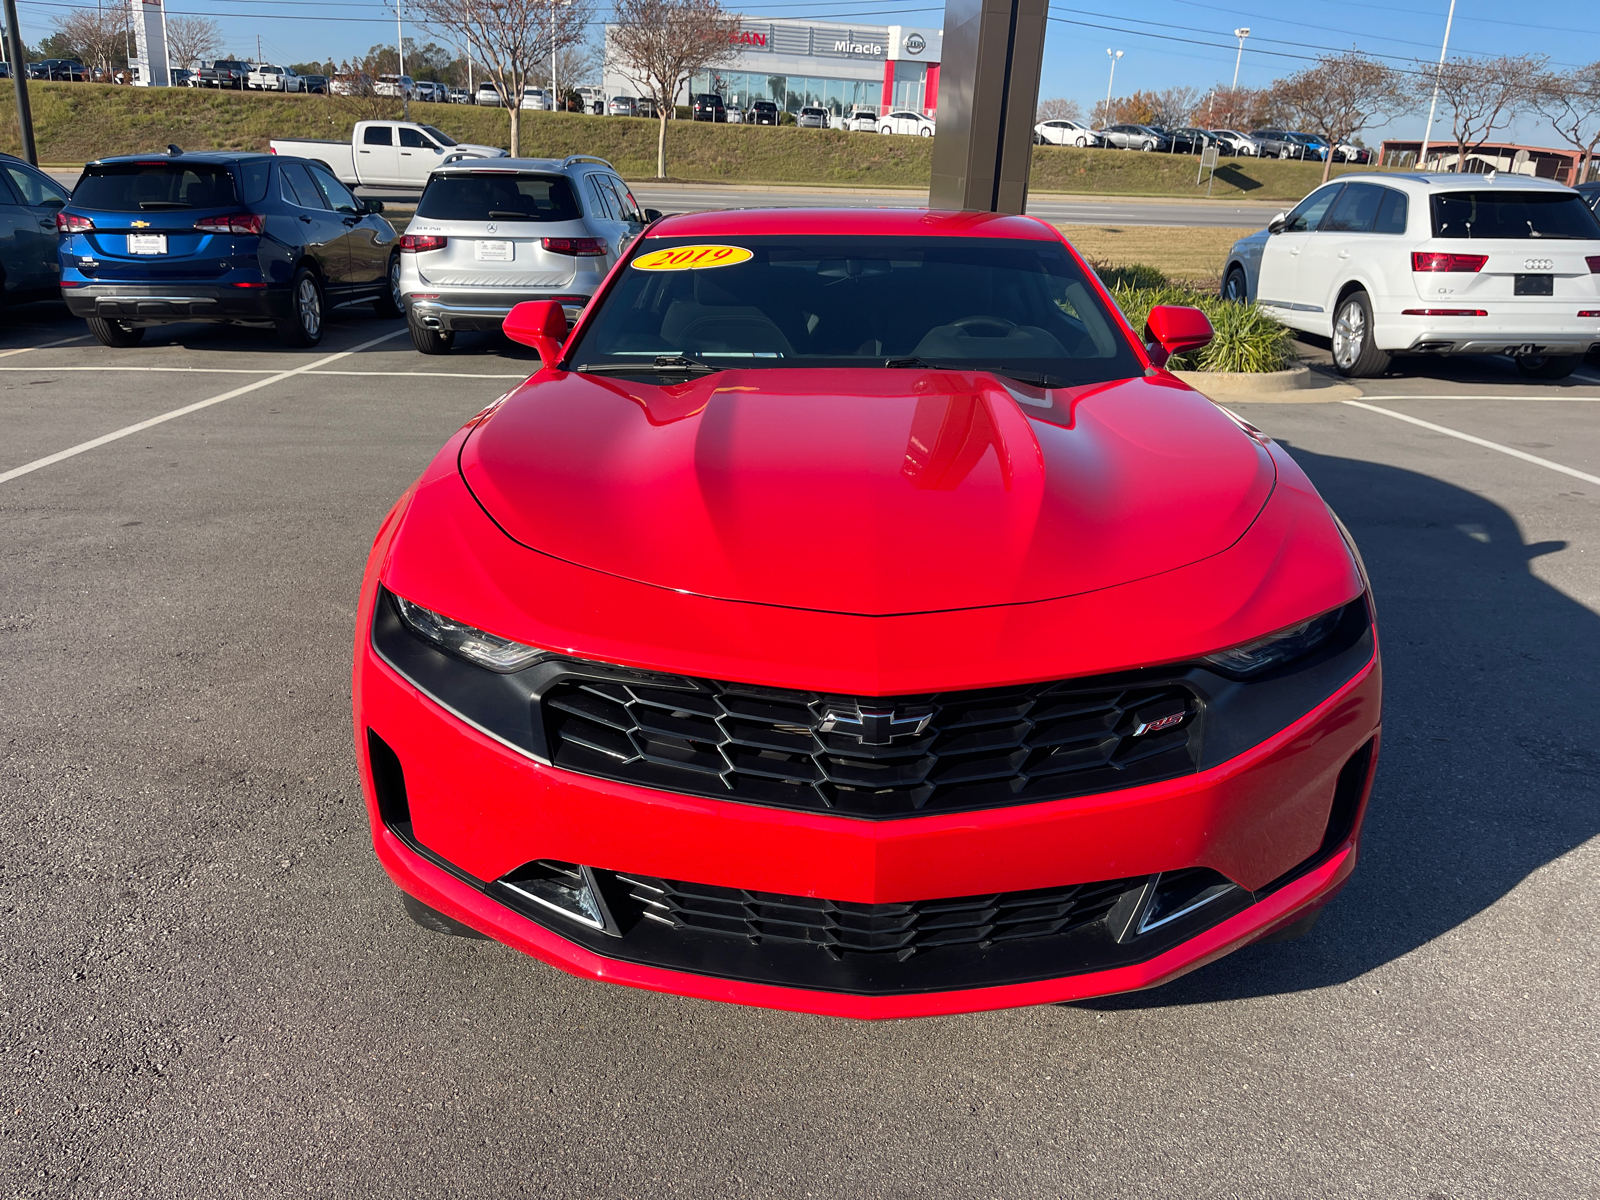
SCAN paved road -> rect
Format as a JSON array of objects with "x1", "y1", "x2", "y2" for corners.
[{"x1": 1, "y1": 304, "x2": 1595, "y2": 1197}]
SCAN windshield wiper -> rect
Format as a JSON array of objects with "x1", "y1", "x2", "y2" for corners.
[
  {"x1": 886, "y1": 356, "x2": 1057, "y2": 388},
  {"x1": 576, "y1": 355, "x2": 724, "y2": 376}
]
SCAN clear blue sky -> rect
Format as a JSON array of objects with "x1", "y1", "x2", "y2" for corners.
[{"x1": 11, "y1": 0, "x2": 1586, "y2": 145}]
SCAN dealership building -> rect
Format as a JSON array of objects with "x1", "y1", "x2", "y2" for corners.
[{"x1": 604, "y1": 18, "x2": 944, "y2": 117}]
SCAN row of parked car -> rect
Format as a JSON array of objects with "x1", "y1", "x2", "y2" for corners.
[{"x1": 1033, "y1": 120, "x2": 1374, "y2": 162}]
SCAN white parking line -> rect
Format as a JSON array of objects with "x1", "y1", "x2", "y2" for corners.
[
  {"x1": 1341, "y1": 400, "x2": 1600, "y2": 487},
  {"x1": 0, "y1": 365, "x2": 279, "y2": 374},
  {"x1": 1358, "y1": 393, "x2": 1600, "y2": 402},
  {"x1": 0, "y1": 329, "x2": 406, "y2": 486},
  {"x1": 305, "y1": 369, "x2": 528, "y2": 379},
  {"x1": 0, "y1": 335, "x2": 90, "y2": 359},
  {"x1": 0, "y1": 365, "x2": 525, "y2": 379}
]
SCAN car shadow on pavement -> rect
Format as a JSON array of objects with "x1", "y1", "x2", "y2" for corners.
[{"x1": 1078, "y1": 440, "x2": 1600, "y2": 1009}]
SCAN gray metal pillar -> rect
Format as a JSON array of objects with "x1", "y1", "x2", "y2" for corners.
[
  {"x1": 928, "y1": 0, "x2": 1049, "y2": 214},
  {"x1": 2, "y1": 0, "x2": 36, "y2": 166}
]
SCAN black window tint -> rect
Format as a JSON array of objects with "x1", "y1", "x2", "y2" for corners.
[
  {"x1": 308, "y1": 163, "x2": 360, "y2": 213},
  {"x1": 1284, "y1": 184, "x2": 1343, "y2": 233},
  {"x1": 414, "y1": 173, "x2": 583, "y2": 222},
  {"x1": 1374, "y1": 188, "x2": 1408, "y2": 234},
  {"x1": 279, "y1": 161, "x2": 327, "y2": 209},
  {"x1": 398, "y1": 127, "x2": 429, "y2": 148},
  {"x1": 569, "y1": 235, "x2": 1142, "y2": 387},
  {"x1": 71, "y1": 163, "x2": 237, "y2": 211},
  {"x1": 235, "y1": 158, "x2": 270, "y2": 204},
  {"x1": 1322, "y1": 183, "x2": 1383, "y2": 233},
  {"x1": 420, "y1": 125, "x2": 457, "y2": 147},
  {"x1": 1430, "y1": 190, "x2": 1600, "y2": 239},
  {"x1": 363, "y1": 125, "x2": 393, "y2": 146}
]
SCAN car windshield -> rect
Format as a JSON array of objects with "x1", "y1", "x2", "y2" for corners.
[
  {"x1": 420, "y1": 125, "x2": 457, "y2": 147},
  {"x1": 72, "y1": 162, "x2": 238, "y2": 211},
  {"x1": 566, "y1": 234, "x2": 1142, "y2": 387},
  {"x1": 415, "y1": 172, "x2": 581, "y2": 222},
  {"x1": 1430, "y1": 191, "x2": 1600, "y2": 239}
]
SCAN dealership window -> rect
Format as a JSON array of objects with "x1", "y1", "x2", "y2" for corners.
[
  {"x1": 892, "y1": 61, "x2": 926, "y2": 111},
  {"x1": 692, "y1": 70, "x2": 880, "y2": 115}
]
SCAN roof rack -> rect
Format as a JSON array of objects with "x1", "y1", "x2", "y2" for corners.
[{"x1": 563, "y1": 155, "x2": 614, "y2": 170}]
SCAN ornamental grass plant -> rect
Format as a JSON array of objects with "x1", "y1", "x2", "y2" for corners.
[{"x1": 1092, "y1": 264, "x2": 1297, "y2": 374}]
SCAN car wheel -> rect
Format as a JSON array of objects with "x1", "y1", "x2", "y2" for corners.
[
  {"x1": 1331, "y1": 291, "x2": 1391, "y2": 378},
  {"x1": 1141, "y1": 141, "x2": 1153, "y2": 151},
  {"x1": 1280, "y1": 147, "x2": 1291, "y2": 159},
  {"x1": 1075, "y1": 136, "x2": 1087, "y2": 147},
  {"x1": 408, "y1": 310, "x2": 454, "y2": 354},
  {"x1": 401, "y1": 892, "x2": 488, "y2": 938},
  {"x1": 85, "y1": 316, "x2": 145, "y2": 348},
  {"x1": 919, "y1": 126, "x2": 932, "y2": 137},
  {"x1": 1224, "y1": 266, "x2": 1249, "y2": 304},
  {"x1": 880, "y1": 125, "x2": 892, "y2": 135},
  {"x1": 374, "y1": 254, "x2": 404, "y2": 319},
  {"x1": 276, "y1": 267, "x2": 324, "y2": 347},
  {"x1": 1517, "y1": 353, "x2": 1582, "y2": 380}
]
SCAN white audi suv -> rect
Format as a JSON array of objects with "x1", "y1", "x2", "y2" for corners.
[{"x1": 1223, "y1": 173, "x2": 1600, "y2": 378}]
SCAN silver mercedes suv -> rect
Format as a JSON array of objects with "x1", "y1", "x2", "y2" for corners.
[{"x1": 397, "y1": 155, "x2": 659, "y2": 354}]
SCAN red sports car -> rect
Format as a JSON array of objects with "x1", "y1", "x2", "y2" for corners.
[{"x1": 353, "y1": 208, "x2": 1381, "y2": 1018}]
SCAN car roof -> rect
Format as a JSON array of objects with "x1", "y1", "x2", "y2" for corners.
[
  {"x1": 432, "y1": 156, "x2": 616, "y2": 175},
  {"x1": 646, "y1": 208, "x2": 1057, "y2": 241},
  {"x1": 86, "y1": 151, "x2": 270, "y2": 166},
  {"x1": 1331, "y1": 172, "x2": 1577, "y2": 194}
]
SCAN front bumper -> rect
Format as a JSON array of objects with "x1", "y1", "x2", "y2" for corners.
[
  {"x1": 62, "y1": 282, "x2": 285, "y2": 324},
  {"x1": 405, "y1": 292, "x2": 590, "y2": 332},
  {"x1": 356, "y1": 606, "x2": 1381, "y2": 1017}
]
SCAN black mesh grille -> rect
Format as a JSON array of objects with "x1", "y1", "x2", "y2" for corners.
[
  {"x1": 611, "y1": 872, "x2": 1137, "y2": 960},
  {"x1": 543, "y1": 673, "x2": 1198, "y2": 818}
]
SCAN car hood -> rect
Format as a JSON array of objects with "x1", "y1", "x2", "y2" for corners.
[
  {"x1": 449, "y1": 144, "x2": 510, "y2": 158},
  {"x1": 458, "y1": 368, "x2": 1276, "y2": 616}
]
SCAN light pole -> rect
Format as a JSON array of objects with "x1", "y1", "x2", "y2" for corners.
[
  {"x1": 396, "y1": 0, "x2": 409, "y2": 120},
  {"x1": 1231, "y1": 28, "x2": 1250, "y2": 92},
  {"x1": 1419, "y1": 0, "x2": 1455, "y2": 171},
  {"x1": 1104, "y1": 48, "x2": 1122, "y2": 118}
]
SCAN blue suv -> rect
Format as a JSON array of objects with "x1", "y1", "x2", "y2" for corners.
[{"x1": 57, "y1": 149, "x2": 402, "y2": 347}]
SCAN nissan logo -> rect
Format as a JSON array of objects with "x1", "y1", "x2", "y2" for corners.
[
  {"x1": 1524, "y1": 257, "x2": 1553, "y2": 271},
  {"x1": 905, "y1": 32, "x2": 926, "y2": 54}
]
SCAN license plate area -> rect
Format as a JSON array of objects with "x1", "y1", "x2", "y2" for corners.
[
  {"x1": 126, "y1": 233, "x2": 168, "y2": 255},
  {"x1": 1515, "y1": 273, "x2": 1553, "y2": 296},
  {"x1": 474, "y1": 240, "x2": 514, "y2": 262}
]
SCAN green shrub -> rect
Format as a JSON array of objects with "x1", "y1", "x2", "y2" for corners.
[
  {"x1": 1092, "y1": 262, "x2": 1170, "y2": 290},
  {"x1": 1106, "y1": 275, "x2": 1295, "y2": 374}
]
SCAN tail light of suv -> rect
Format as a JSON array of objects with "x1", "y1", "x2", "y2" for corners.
[
  {"x1": 400, "y1": 234, "x2": 448, "y2": 252},
  {"x1": 1412, "y1": 252, "x2": 1488, "y2": 273},
  {"x1": 55, "y1": 212, "x2": 94, "y2": 232},
  {"x1": 194, "y1": 212, "x2": 265, "y2": 236},
  {"x1": 1586, "y1": 256, "x2": 1600, "y2": 273},
  {"x1": 542, "y1": 237, "x2": 607, "y2": 256}
]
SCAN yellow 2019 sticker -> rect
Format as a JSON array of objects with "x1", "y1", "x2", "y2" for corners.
[{"x1": 632, "y1": 244, "x2": 753, "y2": 271}]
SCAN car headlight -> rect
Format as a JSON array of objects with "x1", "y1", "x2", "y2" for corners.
[
  {"x1": 1202, "y1": 606, "x2": 1346, "y2": 678},
  {"x1": 393, "y1": 594, "x2": 547, "y2": 672}
]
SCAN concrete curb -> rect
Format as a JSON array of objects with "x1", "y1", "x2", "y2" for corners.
[{"x1": 1172, "y1": 366, "x2": 1362, "y2": 403}]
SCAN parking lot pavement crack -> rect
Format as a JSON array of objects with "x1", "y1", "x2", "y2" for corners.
[
  {"x1": 1341, "y1": 400, "x2": 1600, "y2": 489},
  {"x1": 0, "y1": 329, "x2": 407, "y2": 486}
]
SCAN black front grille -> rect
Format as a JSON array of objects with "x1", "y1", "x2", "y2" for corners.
[
  {"x1": 543, "y1": 674, "x2": 1198, "y2": 818},
  {"x1": 615, "y1": 872, "x2": 1135, "y2": 960}
]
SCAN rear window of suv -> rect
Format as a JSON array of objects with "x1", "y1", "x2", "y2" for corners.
[
  {"x1": 1431, "y1": 191, "x2": 1600, "y2": 239},
  {"x1": 415, "y1": 172, "x2": 582, "y2": 222},
  {"x1": 72, "y1": 162, "x2": 240, "y2": 211}
]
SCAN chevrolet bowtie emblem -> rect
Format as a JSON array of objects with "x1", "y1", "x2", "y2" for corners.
[
  {"x1": 131, "y1": 220, "x2": 150, "y2": 227},
  {"x1": 820, "y1": 705, "x2": 934, "y2": 745}
]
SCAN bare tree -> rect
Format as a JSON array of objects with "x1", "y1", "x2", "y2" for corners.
[
  {"x1": 404, "y1": 0, "x2": 593, "y2": 155},
  {"x1": 1534, "y1": 62, "x2": 1600, "y2": 184},
  {"x1": 50, "y1": 7, "x2": 129, "y2": 78},
  {"x1": 1202, "y1": 85, "x2": 1275, "y2": 131},
  {"x1": 609, "y1": 0, "x2": 740, "y2": 179},
  {"x1": 1153, "y1": 86, "x2": 1201, "y2": 128},
  {"x1": 1272, "y1": 52, "x2": 1407, "y2": 183},
  {"x1": 165, "y1": 15, "x2": 222, "y2": 72},
  {"x1": 1413, "y1": 53, "x2": 1546, "y2": 172},
  {"x1": 1035, "y1": 97, "x2": 1082, "y2": 124}
]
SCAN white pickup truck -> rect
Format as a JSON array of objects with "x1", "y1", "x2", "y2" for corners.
[
  {"x1": 269, "y1": 120, "x2": 506, "y2": 193},
  {"x1": 247, "y1": 64, "x2": 302, "y2": 91}
]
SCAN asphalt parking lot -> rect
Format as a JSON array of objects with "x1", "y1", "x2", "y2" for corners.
[{"x1": 1, "y1": 299, "x2": 1596, "y2": 1198}]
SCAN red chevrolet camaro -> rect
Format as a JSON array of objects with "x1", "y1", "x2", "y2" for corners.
[{"x1": 353, "y1": 208, "x2": 1381, "y2": 1018}]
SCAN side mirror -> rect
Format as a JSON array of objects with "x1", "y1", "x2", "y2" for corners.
[
  {"x1": 1267, "y1": 212, "x2": 1286, "y2": 234},
  {"x1": 1144, "y1": 305, "x2": 1213, "y2": 366},
  {"x1": 503, "y1": 300, "x2": 569, "y2": 368},
  {"x1": 643, "y1": 208, "x2": 663, "y2": 223},
  {"x1": 363, "y1": 197, "x2": 385, "y2": 214}
]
